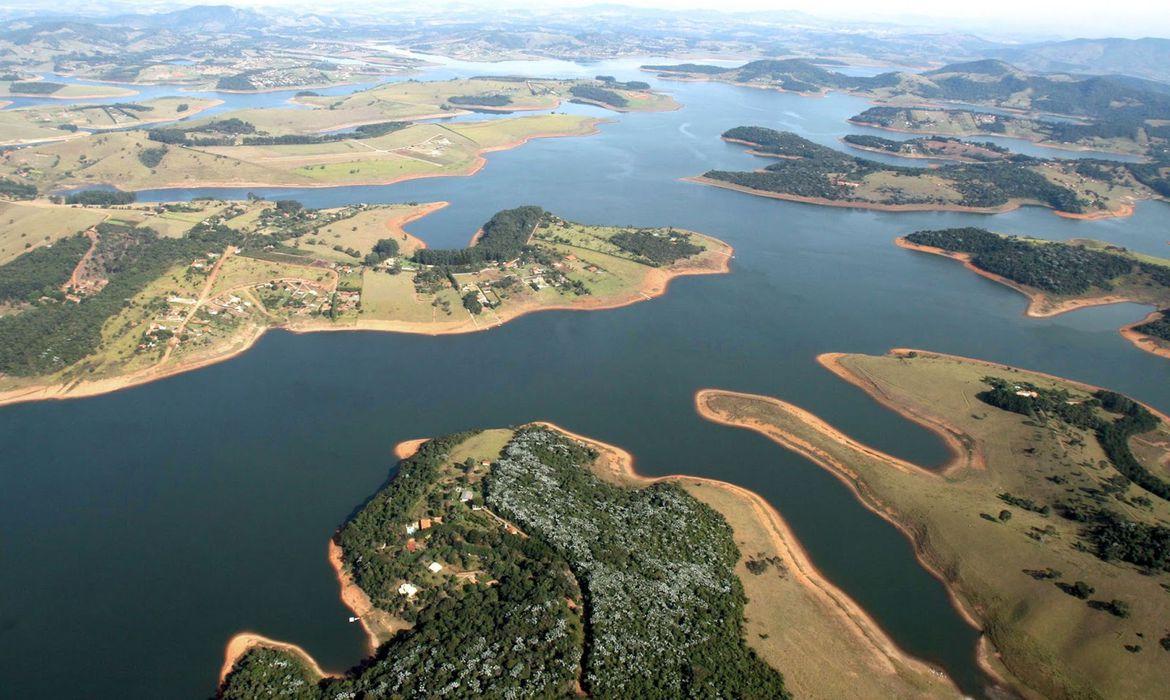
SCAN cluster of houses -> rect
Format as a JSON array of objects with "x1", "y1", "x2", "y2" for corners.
[{"x1": 395, "y1": 488, "x2": 483, "y2": 600}]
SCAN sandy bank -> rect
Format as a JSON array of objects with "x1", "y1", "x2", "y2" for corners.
[
  {"x1": 328, "y1": 539, "x2": 408, "y2": 652},
  {"x1": 393, "y1": 438, "x2": 428, "y2": 459},
  {"x1": 530, "y1": 420, "x2": 958, "y2": 695},
  {"x1": 1121, "y1": 312, "x2": 1170, "y2": 361},
  {"x1": 896, "y1": 237, "x2": 1170, "y2": 362},
  {"x1": 218, "y1": 632, "x2": 331, "y2": 684},
  {"x1": 693, "y1": 381, "x2": 1013, "y2": 690}
]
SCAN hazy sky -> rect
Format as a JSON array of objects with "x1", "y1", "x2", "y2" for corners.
[
  {"x1": 526, "y1": 0, "x2": 1169, "y2": 38},
  {"x1": 63, "y1": 0, "x2": 1170, "y2": 39}
]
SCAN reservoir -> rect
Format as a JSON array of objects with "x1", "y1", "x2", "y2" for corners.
[{"x1": 2, "y1": 55, "x2": 1168, "y2": 698}]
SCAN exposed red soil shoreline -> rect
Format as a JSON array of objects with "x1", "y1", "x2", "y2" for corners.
[
  {"x1": 895, "y1": 237, "x2": 1170, "y2": 362},
  {"x1": 0, "y1": 227, "x2": 731, "y2": 409}
]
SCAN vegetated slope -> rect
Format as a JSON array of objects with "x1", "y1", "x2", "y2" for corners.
[{"x1": 219, "y1": 426, "x2": 788, "y2": 698}]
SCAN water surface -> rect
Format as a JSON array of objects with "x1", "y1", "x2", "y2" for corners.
[{"x1": 3, "y1": 56, "x2": 1169, "y2": 699}]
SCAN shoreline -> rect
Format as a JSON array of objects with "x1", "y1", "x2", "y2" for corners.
[
  {"x1": 693, "y1": 379, "x2": 1016, "y2": 690},
  {"x1": 895, "y1": 237, "x2": 1170, "y2": 362},
  {"x1": 0, "y1": 232, "x2": 731, "y2": 409},
  {"x1": 67, "y1": 120, "x2": 606, "y2": 193},
  {"x1": 838, "y1": 137, "x2": 995, "y2": 164},
  {"x1": 894, "y1": 237, "x2": 1137, "y2": 318},
  {"x1": 530, "y1": 419, "x2": 960, "y2": 694},
  {"x1": 215, "y1": 419, "x2": 956, "y2": 695},
  {"x1": 846, "y1": 119, "x2": 1149, "y2": 160},
  {"x1": 1120, "y1": 311, "x2": 1170, "y2": 360},
  {"x1": 687, "y1": 175, "x2": 1137, "y2": 219},
  {"x1": 218, "y1": 632, "x2": 332, "y2": 684}
]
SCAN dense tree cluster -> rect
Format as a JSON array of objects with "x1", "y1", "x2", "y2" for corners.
[
  {"x1": 64, "y1": 189, "x2": 136, "y2": 206},
  {"x1": 1057, "y1": 501, "x2": 1170, "y2": 572},
  {"x1": 221, "y1": 427, "x2": 788, "y2": 699},
  {"x1": 219, "y1": 647, "x2": 318, "y2": 700},
  {"x1": 0, "y1": 177, "x2": 38, "y2": 200},
  {"x1": 147, "y1": 118, "x2": 258, "y2": 146},
  {"x1": 610, "y1": 229, "x2": 703, "y2": 266},
  {"x1": 8, "y1": 81, "x2": 63, "y2": 94},
  {"x1": 708, "y1": 128, "x2": 1087, "y2": 213},
  {"x1": 569, "y1": 84, "x2": 628, "y2": 108},
  {"x1": 1134, "y1": 310, "x2": 1170, "y2": 342},
  {"x1": 0, "y1": 221, "x2": 242, "y2": 376},
  {"x1": 414, "y1": 206, "x2": 545, "y2": 267},
  {"x1": 978, "y1": 378, "x2": 1170, "y2": 501},
  {"x1": 842, "y1": 133, "x2": 1009, "y2": 161},
  {"x1": 137, "y1": 146, "x2": 168, "y2": 168},
  {"x1": 448, "y1": 94, "x2": 512, "y2": 107},
  {"x1": 0, "y1": 233, "x2": 91, "y2": 302},
  {"x1": 904, "y1": 228, "x2": 1142, "y2": 295},
  {"x1": 486, "y1": 428, "x2": 788, "y2": 698},
  {"x1": 596, "y1": 76, "x2": 650, "y2": 90}
]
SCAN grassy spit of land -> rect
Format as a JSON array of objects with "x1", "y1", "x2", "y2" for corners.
[
  {"x1": 0, "y1": 113, "x2": 605, "y2": 192},
  {"x1": 0, "y1": 79, "x2": 137, "y2": 101},
  {"x1": 896, "y1": 227, "x2": 1170, "y2": 360},
  {"x1": 217, "y1": 424, "x2": 957, "y2": 699},
  {"x1": 697, "y1": 349, "x2": 1170, "y2": 699},
  {"x1": 0, "y1": 97, "x2": 223, "y2": 147},
  {"x1": 0, "y1": 200, "x2": 731, "y2": 407},
  {"x1": 235, "y1": 76, "x2": 677, "y2": 136}
]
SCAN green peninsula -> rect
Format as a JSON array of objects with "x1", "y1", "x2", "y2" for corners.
[
  {"x1": 698, "y1": 127, "x2": 1164, "y2": 218},
  {"x1": 898, "y1": 228, "x2": 1170, "y2": 359},
  {"x1": 698, "y1": 349, "x2": 1170, "y2": 699},
  {"x1": 217, "y1": 424, "x2": 956, "y2": 699}
]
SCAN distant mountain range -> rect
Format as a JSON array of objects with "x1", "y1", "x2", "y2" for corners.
[
  {"x1": 2, "y1": 4, "x2": 1169, "y2": 85},
  {"x1": 989, "y1": 38, "x2": 1170, "y2": 83}
]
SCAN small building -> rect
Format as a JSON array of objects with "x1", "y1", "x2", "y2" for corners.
[
  {"x1": 459, "y1": 489, "x2": 474, "y2": 503},
  {"x1": 427, "y1": 562, "x2": 443, "y2": 573},
  {"x1": 398, "y1": 582, "x2": 419, "y2": 598},
  {"x1": 406, "y1": 538, "x2": 419, "y2": 553},
  {"x1": 405, "y1": 522, "x2": 419, "y2": 535}
]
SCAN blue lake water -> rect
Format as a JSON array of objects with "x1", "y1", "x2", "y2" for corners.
[{"x1": 2, "y1": 55, "x2": 1169, "y2": 699}]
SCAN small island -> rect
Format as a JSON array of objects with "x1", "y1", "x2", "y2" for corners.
[
  {"x1": 0, "y1": 200, "x2": 731, "y2": 406},
  {"x1": 216, "y1": 424, "x2": 956, "y2": 699},
  {"x1": 898, "y1": 227, "x2": 1170, "y2": 360},
  {"x1": 695, "y1": 126, "x2": 1161, "y2": 218},
  {"x1": 697, "y1": 349, "x2": 1170, "y2": 700}
]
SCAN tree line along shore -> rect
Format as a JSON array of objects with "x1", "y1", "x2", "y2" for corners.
[
  {"x1": 695, "y1": 127, "x2": 1162, "y2": 219},
  {"x1": 0, "y1": 198, "x2": 731, "y2": 407},
  {"x1": 217, "y1": 423, "x2": 957, "y2": 699},
  {"x1": 697, "y1": 349, "x2": 1170, "y2": 700},
  {"x1": 896, "y1": 227, "x2": 1170, "y2": 361}
]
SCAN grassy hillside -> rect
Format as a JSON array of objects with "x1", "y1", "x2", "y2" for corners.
[{"x1": 698, "y1": 351, "x2": 1170, "y2": 699}]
